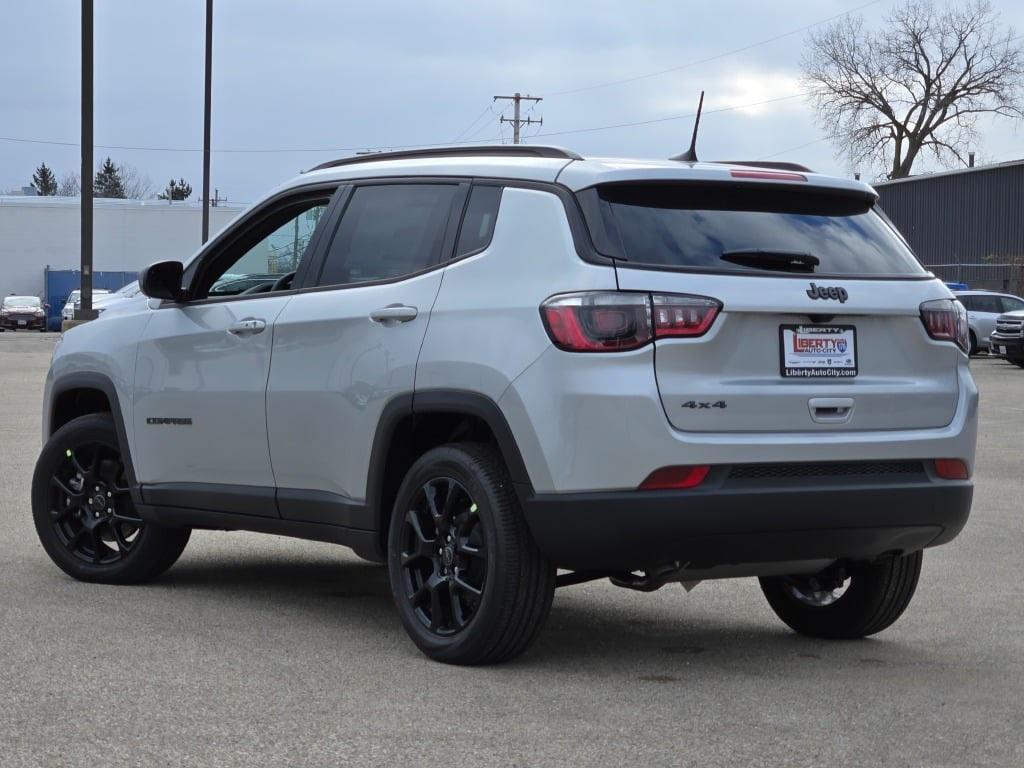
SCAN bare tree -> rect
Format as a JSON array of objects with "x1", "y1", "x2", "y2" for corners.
[
  {"x1": 57, "y1": 172, "x2": 81, "y2": 197},
  {"x1": 119, "y1": 163, "x2": 154, "y2": 199},
  {"x1": 803, "y1": 0, "x2": 1024, "y2": 178}
]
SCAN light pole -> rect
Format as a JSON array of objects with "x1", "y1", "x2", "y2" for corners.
[
  {"x1": 78, "y1": 0, "x2": 95, "y2": 321},
  {"x1": 201, "y1": 0, "x2": 213, "y2": 243}
]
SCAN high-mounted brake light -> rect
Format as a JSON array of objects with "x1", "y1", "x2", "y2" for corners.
[
  {"x1": 920, "y1": 299, "x2": 969, "y2": 353},
  {"x1": 639, "y1": 465, "x2": 711, "y2": 490},
  {"x1": 730, "y1": 169, "x2": 807, "y2": 182},
  {"x1": 540, "y1": 292, "x2": 721, "y2": 352},
  {"x1": 934, "y1": 459, "x2": 969, "y2": 480}
]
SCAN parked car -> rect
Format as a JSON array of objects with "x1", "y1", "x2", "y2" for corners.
[
  {"x1": 1, "y1": 295, "x2": 48, "y2": 331},
  {"x1": 93, "y1": 281, "x2": 142, "y2": 314},
  {"x1": 33, "y1": 145, "x2": 977, "y2": 665},
  {"x1": 953, "y1": 290, "x2": 1024, "y2": 353},
  {"x1": 988, "y1": 310, "x2": 1024, "y2": 367},
  {"x1": 61, "y1": 289, "x2": 111, "y2": 323}
]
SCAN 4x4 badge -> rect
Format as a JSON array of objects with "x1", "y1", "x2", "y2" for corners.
[{"x1": 806, "y1": 283, "x2": 848, "y2": 303}]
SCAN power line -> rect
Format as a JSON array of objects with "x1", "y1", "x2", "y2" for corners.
[
  {"x1": 0, "y1": 92, "x2": 806, "y2": 155},
  {"x1": 528, "y1": 92, "x2": 804, "y2": 139},
  {"x1": 760, "y1": 136, "x2": 830, "y2": 159},
  {"x1": 451, "y1": 103, "x2": 495, "y2": 143},
  {"x1": 546, "y1": 0, "x2": 888, "y2": 97}
]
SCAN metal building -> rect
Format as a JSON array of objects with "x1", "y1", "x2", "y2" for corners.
[{"x1": 874, "y1": 159, "x2": 1024, "y2": 294}]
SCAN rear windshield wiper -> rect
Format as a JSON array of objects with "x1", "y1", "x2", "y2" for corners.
[{"x1": 720, "y1": 249, "x2": 820, "y2": 273}]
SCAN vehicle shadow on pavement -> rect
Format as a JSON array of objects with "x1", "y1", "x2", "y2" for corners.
[{"x1": 150, "y1": 554, "x2": 927, "y2": 670}]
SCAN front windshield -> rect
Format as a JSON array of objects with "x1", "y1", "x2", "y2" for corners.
[{"x1": 4, "y1": 297, "x2": 41, "y2": 308}]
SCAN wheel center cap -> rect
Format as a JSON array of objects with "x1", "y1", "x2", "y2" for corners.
[
  {"x1": 442, "y1": 547, "x2": 455, "y2": 569},
  {"x1": 92, "y1": 493, "x2": 107, "y2": 511}
]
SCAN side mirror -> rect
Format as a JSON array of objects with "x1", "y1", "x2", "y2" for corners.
[{"x1": 139, "y1": 261, "x2": 184, "y2": 301}]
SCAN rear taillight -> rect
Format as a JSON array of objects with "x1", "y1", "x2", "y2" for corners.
[
  {"x1": 540, "y1": 292, "x2": 721, "y2": 352},
  {"x1": 920, "y1": 298, "x2": 969, "y2": 353},
  {"x1": 934, "y1": 458, "x2": 970, "y2": 480},
  {"x1": 639, "y1": 465, "x2": 711, "y2": 490}
]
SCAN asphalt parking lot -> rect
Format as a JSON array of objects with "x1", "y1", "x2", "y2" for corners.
[{"x1": 1, "y1": 332, "x2": 1022, "y2": 767}]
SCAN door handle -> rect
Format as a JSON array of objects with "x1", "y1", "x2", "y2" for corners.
[
  {"x1": 228, "y1": 318, "x2": 267, "y2": 336},
  {"x1": 369, "y1": 304, "x2": 418, "y2": 325}
]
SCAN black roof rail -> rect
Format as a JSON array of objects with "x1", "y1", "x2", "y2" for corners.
[
  {"x1": 307, "y1": 145, "x2": 583, "y2": 172},
  {"x1": 711, "y1": 160, "x2": 815, "y2": 173}
]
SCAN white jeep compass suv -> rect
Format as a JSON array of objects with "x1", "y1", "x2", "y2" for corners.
[{"x1": 34, "y1": 146, "x2": 976, "y2": 665}]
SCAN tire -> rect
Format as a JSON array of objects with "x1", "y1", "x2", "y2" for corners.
[
  {"x1": 32, "y1": 413, "x2": 191, "y2": 584},
  {"x1": 386, "y1": 443, "x2": 555, "y2": 665},
  {"x1": 1011, "y1": 358, "x2": 1024, "y2": 369},
  {"x1": 968, "y1": 331, "x2": 978, "y2": 355},
  {"x1": 759, "y1": 551, "x2": 922, "y2": 639}
]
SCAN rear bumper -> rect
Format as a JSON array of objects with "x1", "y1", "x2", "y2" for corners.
[{"x1": 521, "y1": 473, "x2": 972, "y2": 572}]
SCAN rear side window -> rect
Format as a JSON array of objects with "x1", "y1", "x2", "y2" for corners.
[
  {"x1": 317, "y1": 184, "x2": 459, "y2": 286},
  {"x1": 583, "y1": 183, "x2": 926, "y2": 277},
  {"x1": 455, "y1": 185, "x2": 502, "y2": 257}
]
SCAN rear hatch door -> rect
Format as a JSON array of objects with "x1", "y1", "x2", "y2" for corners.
[{"x1": 590, "y1": 179, "x2": 961, "y2": 433}]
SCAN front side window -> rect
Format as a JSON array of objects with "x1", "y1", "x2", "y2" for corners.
[
  {"x1": 195, "y1": 197, "x2": 329, "y2": 299},
  {"x1": 317, "y1": 184, "x2": 459, "y2": 287}
]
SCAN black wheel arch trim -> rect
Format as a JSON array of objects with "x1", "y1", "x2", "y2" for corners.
[
  {"x1": 365, "y1": 390, "x2": 534, "y2": 542},
  {"x1": 47, "y1": 371, "x2": 142, "y2": 504}
]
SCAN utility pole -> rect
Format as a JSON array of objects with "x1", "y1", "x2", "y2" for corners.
[
  {"x1": 79, "y1": 0, "x2": 95, "y2": 322},
  {"x1": 201, "y1": 0, "x2": 213, "y2": 243},
  {"x1": 493, "y1": 93, "x2": 542, "y2": 144}
]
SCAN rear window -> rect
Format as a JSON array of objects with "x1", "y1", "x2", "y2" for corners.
[{"x1": 583, "y1": 183, "x2": 926, "y2": 277}]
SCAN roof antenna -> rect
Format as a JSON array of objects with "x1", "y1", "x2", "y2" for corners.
[{"x1": 670, "y1": 90, "x2": 704, "y2": 162}]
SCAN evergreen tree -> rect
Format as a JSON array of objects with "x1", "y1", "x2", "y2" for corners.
[
  {"x1": 158, "y1": 178, "x2": 193, "y2": 201},
  {"x1": 93, "y1": 157, "x2": 126, "y2": 198},
  {"x1": 32, "y1": 162, "x2": 58, "y2": 196}
]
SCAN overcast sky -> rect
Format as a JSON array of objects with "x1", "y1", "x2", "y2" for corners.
[{"x1": 2, "y1": 0, "x2": 1022, "y2": 203}]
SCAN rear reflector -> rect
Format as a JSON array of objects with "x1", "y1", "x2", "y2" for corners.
[
  {"x1": 730, "y1": 169, "x2": 807, "y2": 182},
  {"x1": 639, "y1": 465, "x2": 711, "y2": 490},
  {"x1": 934, "y1": 459, "x2": 969, "y2": 480}
]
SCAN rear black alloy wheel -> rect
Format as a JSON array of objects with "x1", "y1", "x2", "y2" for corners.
[
  {"x1": 398, "y1": 477, "x2": 487, "y2": 635},
  {"x1": 759, "y1": 551, "x2": 923, "y2": 639},
  {"x1": 387, "y1": 444, "x2": 555, "y2": 665},
  {"x1": 33, "y1": 413, "x2": 190, "y2": 583}
]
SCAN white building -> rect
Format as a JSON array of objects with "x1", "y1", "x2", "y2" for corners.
[{"x1": 0, "y1": 196, "x2": 247, "y2": 297}]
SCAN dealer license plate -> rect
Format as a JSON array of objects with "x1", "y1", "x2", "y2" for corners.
[{"x1": 780, "y1": 325, "x2": 857, "y2": 378}]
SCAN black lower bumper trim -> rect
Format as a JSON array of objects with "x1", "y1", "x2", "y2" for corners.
[{"x1": 521, "y1": 480, "x2": 972, "y2": 572}]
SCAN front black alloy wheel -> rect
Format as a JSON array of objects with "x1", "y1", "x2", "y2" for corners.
[
  {"x1": 387, "y1": 443, "x2": 555, "y2": 665},
  {"x1": 33, "y1": 413, "x2": 190, "y2": 583},
  {"x1": 398, "y1": 477, "x2": 487, "y2": 635},
  {"x1": 48, "y1": 439, "x2": 140, "y2": 565}
]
